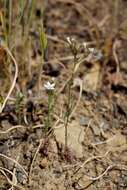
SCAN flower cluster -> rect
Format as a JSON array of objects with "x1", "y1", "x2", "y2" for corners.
[
  {"x1": 67, "y1": 37, "x2": 103, "y2": 62},
  {"x1": 66, "y1": 37, "x2": 79, "y2": 57}
]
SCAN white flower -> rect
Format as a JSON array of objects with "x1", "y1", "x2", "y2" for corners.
[
  {"x1": 44, "y1": 81, "x2": 55, "y2": 91},
  {"x1": 88, "y1": 48, "x2": 95, "y2": 53},
  {"x1": 83, "y1": 42, "x2": 87, "y2": 49}
]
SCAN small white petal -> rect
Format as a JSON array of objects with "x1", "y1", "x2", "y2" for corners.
[
  {"x1": 52, "y1": 83, "x2": 55, "y2": 88},
  {"x1": 66, "y1": 37, "x2": 72, "y2": 45},
  {"x1": 89, "y1": 48, "x2": 95, "y2": 53},
  {"x1": 83, "y1": 42, "x2": 87, "y2": 49},
  {"x1": 71, "y1": 38, "x2": 75, "y2": 42},
  {"x1": 66, "y1": 37, "x2": 75, "y2": 45}
]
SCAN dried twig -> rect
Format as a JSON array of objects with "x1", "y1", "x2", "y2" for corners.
[
  {"x1": 85, "y1": 165, "x2": 113, "y2": 181},
  {"x1": 113, "y1": 39, "x2": 120, "y2": 85},
  {"x1": 0, "y1": 125, "x2": 25, "y2": 134},
  {"x1": 0, "y1": 153, "x2": 27, "y2": 177},
  {"x1": 0, "y1": 167, "x2": 25, "y2": 190},
  {"x1": 73, "y1": 151, "x2": 110, "y2": 175},
  {"x1": 0, "y1": 46, "x2": 18, "y2": 113}
]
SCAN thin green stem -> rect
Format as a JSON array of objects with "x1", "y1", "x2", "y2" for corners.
[
  {"x1": 8, "y1": 0, "x2": 12, "y2": 43},
  {"x1": 64, "y1": 53, "x2": 77, "y2": 152},
  {"x1": 46, "y1": 91, "x2": 54, "y2": 131}
]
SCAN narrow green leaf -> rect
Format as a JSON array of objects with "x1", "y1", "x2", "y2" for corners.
[{"x1": 39, "y1": 28, "x2": 47, "y2": 54}]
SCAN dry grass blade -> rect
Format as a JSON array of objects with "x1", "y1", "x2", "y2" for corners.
[
  {"x1": 0, "y1": 153, "x2": 28, "y2": 177},
  {"x1": 0, "y1": 46, "x2": 18, "y2": 113},
  {"x1": 0, "y1": 166, "x2": 17, "y2": 185},
  {"x1": 0, "y1": 167, "x2": 25, "y2": 190},
  {"x1": 113, "y1": 39, "x2": 120, "y2": 85},
  {"x1": 85, "y1": 165, "x2": 114, "y2": 181},
  {"x1": 0, "y1": 125, "x2": 25, "y2": 134},
  {"x1": 73, "y1": 151, "x2": 110, "y2": 175}
]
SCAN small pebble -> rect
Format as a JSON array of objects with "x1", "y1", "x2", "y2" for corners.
[{"x1": 40, "y1": 157, "x2": 48, "y2": 169}]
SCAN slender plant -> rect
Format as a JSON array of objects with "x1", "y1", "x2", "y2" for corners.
[
  {"x1": 15, "y1": 92, "x2": 24, "y2": 124},
  {"x1": 38, "y1": 27, "x2": 47, "y2": 95},
  {"x1": 3, "y1": 0, "x2": 12, "y2": 46},
  {"x1": 64, "y1": 37, "x2": 80, "y2": 153},
  {"x1": 64, "y1": 37, "x2": 103, "y2": 153},
  {"x1": 44, "y1": 81, "x2": 55, "y2": 132}
]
